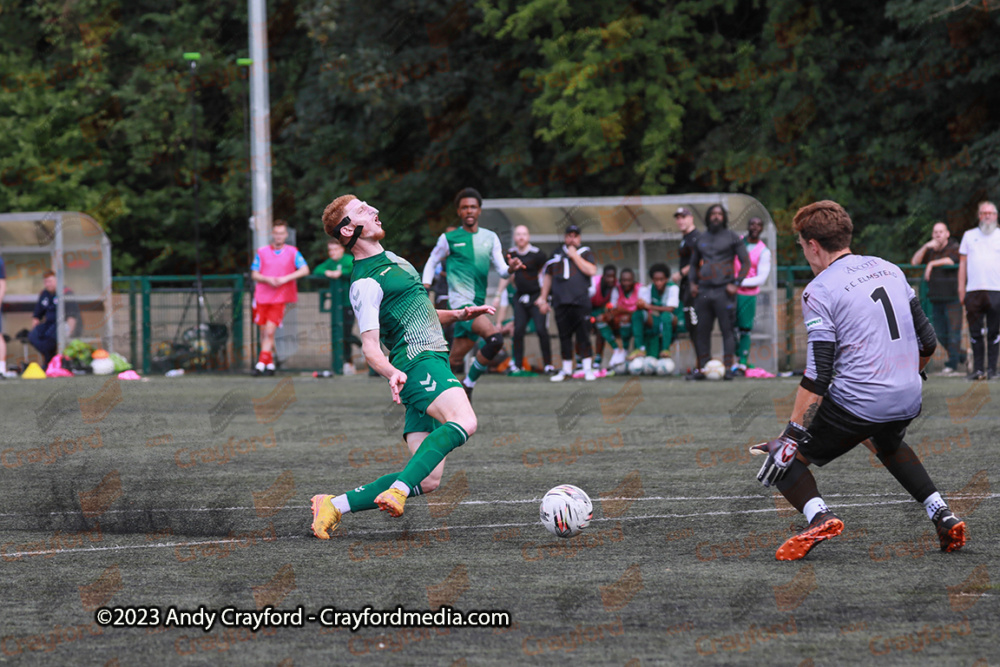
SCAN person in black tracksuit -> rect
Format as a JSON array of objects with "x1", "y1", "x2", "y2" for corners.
[
  {"x1": 499, "y1": 225, "x2": 552, "y2": 373},
  {"x1": 673, "y1": 206, "x2": 702, "y2": 352},
  {"x1": 688, "y1": 204, "x2": 750, "y2": 380},
  {"x1": 538, "y1": 224, "x2": 599, "y2": 382}
]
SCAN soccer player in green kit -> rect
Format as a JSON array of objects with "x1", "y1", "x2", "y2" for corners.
[
  {"x1": 631, "y1": 263, "x2": 680, "y2": 359},
  {"x1": 422, "y1": 188, "x2": 524, "y2": 400},
  {"x1": 310, "y1": 195, "x2": 497, "y2": 537}
]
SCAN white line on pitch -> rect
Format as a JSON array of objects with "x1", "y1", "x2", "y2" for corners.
[
  {"x1": 1, "y1": 492, "x2": 993, "y2": 518},
  {"x1": 0, "y1": 498, "x2": 976, "y2": 559}
]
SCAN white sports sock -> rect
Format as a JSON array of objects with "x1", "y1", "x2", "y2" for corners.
[
  {"x1": 462, "y1": 376, "x2": 475, "y2": 388},
  {"x1": 803, "y1": 497, "x2": 829, "y2": 524},
  {"x1": 582, "y1": 357, "x2": 593, "y2": 371},
  {"x1": 0, "y1": 361, "x2": 6, "y2": 374},
  {"x1": 562, "y1": 360, "x2": 573, "y2": 375},
  {"x1": 266, "y1": 363, "x2": 276, "y2": 370},
  {"x1": 255, "y1": 361, "x2": 265, "y2": 371},
  {"x1": 390, "y1": 480, "x2": 411, "y2": 496},
  {"x1": 332, "y1": 494, "x2": 351, "y2": 515},
  {"x1": 923, "y1": 492, "x2": 946, "y2": 519}
]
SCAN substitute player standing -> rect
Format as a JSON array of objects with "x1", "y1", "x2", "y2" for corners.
[
  {"x1": 250, "y1": 221, "x2": 309, "y2": 376},
  {"x1": 311, "y1": 195, "x2": 492, "y2": 536},
  {"x1": 422, "y1": 188, "x2": 523, "y2": 400},
  {"x1": 754, "y1": 200, "x2": 965, "y2": 560},
  {"x1": 732, "y1": 216, "x2": 772, "y2": 374}
]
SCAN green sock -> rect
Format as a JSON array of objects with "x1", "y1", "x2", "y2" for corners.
[
  {"x1": 660, "y1": 312, "x2": 674, "y2": 352},
  {"x1": 597, "y1": 323, "x2": 618, "y2": 348},
  {"x1": 619, "y1": 324, "x2": 632, "y2": 349},
  {"x1": 346, "y1": 473, "x2": 424, "y2": 512},
  {"x1": 466, "y1": 358, "x2": 487, "y2": 384},
  {"x1": 397, "y1": 422, "x2": 468, "y2": 489},
  {"x1": 630, "y1": 311, "x2": 645, "y2": 351},
  {"x1": 738, "y1": 332, "x2": 751, "y2": 366}
]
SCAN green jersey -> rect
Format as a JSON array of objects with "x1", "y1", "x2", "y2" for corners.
[
  {"x1": 638, "y1": 282, "x2": 680, "y2": 309},
  {"x1": 421, "y1": 226, "x2": 509, "y2": 308},
  {"x1": 350, "y1": 250, "x2": 448, "y2": 369},
  {"x1": 312, "y1": 254, "x2": 353, "y2": 279}
]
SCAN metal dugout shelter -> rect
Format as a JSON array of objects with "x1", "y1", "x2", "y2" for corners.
[
  {"x1": 0, "y1": 212, "x2": 113, "y2": 356},
  {"x1": 479, "y1": 195, "x2": 780, "y2": 374}
]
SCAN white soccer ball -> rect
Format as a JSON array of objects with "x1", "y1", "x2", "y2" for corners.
[
  {"x1": 611, "y1": 362, "x2": 628, "y2": 376},
  {"x1": 540, "y1": 484, "x2": 593, "y2": 538},
  {"x1": 643, "y1": 357, "x2": 659, "y2": 375},
  {"x1": 628, "y1": 357, "x2": 646, "y2": 375},
  {"x1": 91, "y1": 357, "x2": 116, "y2": 376},
  {"x1": 704, "y1": 358, "x2": 726, "y2": 380},
  {"x1": 656, "y1": 358, "x2": 676, "y2": 376}
]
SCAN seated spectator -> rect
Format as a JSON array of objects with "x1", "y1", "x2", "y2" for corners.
[
  {"x1": 631, "y1": 263, "x2": 680, "y2": 359},
  {"x1": 29, "y1": 271, "x2": 82, "y2": 368},
  {"x1": 605, "y1": 268, "x2": 641, "y2": 360},
  {"x1": 591, "y1": 264, "x2": 620, "y2": 368}
]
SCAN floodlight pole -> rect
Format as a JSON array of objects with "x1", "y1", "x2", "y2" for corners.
[
  {"x1": 248, "y1": 0, "x2": 273, "y2": 256},
  {"x1": 238, "y1": 57, "x2": 254, "y2": 371},
  {"x1": 184, "y1": 51, "x2": 204, "y2": 369}
]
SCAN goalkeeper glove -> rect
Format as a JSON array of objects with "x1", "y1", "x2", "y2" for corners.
[{"x1": 751, "y1": 421, "x2": 811, "y2": 487}]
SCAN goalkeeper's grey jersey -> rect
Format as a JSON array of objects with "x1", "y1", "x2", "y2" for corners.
[{"x1": 802, "y1": 254, "x2": 922, "y2": 422}]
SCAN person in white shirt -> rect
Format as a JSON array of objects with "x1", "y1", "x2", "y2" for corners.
[{"x1": 957, "y1": 201, "x2": 1000, "y2": 380}]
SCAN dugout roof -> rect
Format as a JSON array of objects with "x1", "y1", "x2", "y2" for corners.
[{"x1": 480, "y1": 193, "x2": 775, "y2": 279}]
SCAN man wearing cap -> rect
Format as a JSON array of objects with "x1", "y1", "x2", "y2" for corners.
[
  {"x1": 673, "y1": 207, "x2": 702, "y2": 354},
  {"x1": 538, "y1": 224, "x2": 599, "y2": 381},
  {"x1": 688, "y1": 204, "x2": 750, "y2": 380}
]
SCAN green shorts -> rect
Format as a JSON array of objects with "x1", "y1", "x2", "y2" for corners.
[
  {"x1": 453, "y1": 318, "x2": 477, "y2": 341},
  {"x1": 398, "y1": 351, "x2": 463, "y2": 435}
]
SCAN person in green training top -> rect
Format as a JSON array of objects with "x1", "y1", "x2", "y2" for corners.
[
  {"x1": 421, "y1": 188, "x2": 524, "y2": 400},
  {"x1": 631, "y1": 263, "x2": 680, "y2": 359},
  {"x1": 310, "y1": 195, "x2": 496, "y2": 537},
  {"x1": 313, "y1": 239, "x2": 356, "y2": 374}
]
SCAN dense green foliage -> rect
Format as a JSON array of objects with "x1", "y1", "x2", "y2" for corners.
[{"x1": 1, "y1": 0, "x2": 997, "y2": 273}]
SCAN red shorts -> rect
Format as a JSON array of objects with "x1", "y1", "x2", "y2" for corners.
[{"x1": 253, "y1": 302, "x2": 286, "y2": 327}]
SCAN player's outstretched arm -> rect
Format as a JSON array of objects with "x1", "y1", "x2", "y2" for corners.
[
  {"x1": 360, "y1": 330, "x2": 406, "y2": 403},
  {"x1": 437, "y1": 305, "x2": 496, "y2": 325}
]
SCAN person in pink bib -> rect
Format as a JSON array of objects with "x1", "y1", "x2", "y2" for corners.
[
  {"x1": 250, "y1": 220, "x2": 309, "y2": 376},
  {"x1": 732, "y1": 217, "x2": 772, "y2": 375}
]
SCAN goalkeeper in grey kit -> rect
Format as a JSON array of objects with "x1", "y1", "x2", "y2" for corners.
[{"x1": 754, "y1": 200, "x2": 966, "y2": 561}]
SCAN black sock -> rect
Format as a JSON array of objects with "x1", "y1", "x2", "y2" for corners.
[{"x1": 876, "y1": 443, "x2": 937, "y2": 503}]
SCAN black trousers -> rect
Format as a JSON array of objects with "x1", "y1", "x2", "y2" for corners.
[
  {"x1": 693, "y1": 285, "x2": 736, "y2": 367},
  {"x1": 965, "y1": 290, "x2": 1000, "y2": 373},
  {"x1": 512, "y1": 292, "x2": 551, "y2": 367},
  {"x1": 554, "y1": 303, "x2": 592, "y2": 362}
]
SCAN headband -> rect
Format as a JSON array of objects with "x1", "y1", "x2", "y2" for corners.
[{"x1": 332, "y1": 215, "x2": 363, "y2": 251}]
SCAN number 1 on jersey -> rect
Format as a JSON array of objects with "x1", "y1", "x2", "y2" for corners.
[{"x1": 870, "y1": 286, "x2": 900, "y2": 340}]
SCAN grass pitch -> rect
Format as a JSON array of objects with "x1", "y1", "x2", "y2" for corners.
[{"x1": 0, "y1": 372, "x2": 996, "y2": 666}]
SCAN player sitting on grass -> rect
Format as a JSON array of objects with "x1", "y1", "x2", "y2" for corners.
[
  {"x1": 311, "y1": 195, "x2": 494, "y2": 538},
  {"x1": 630, "y1": 263, "x2": 679, "y2": 360},
  {"x1": 753, "y1": 200, "x2": 966, "y2": 560}
]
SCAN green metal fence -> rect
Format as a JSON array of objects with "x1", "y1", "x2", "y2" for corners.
[
  {"x1": 111, "y1": 274, "x2": 349, "y2": 375},
  {"x1": 778, "y1": 263, "x2": 944, "y2": 372}
]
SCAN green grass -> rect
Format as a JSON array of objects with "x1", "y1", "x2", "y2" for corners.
[{"x1": 0, "y1": 373, "x2": 996, "y2": 666}]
